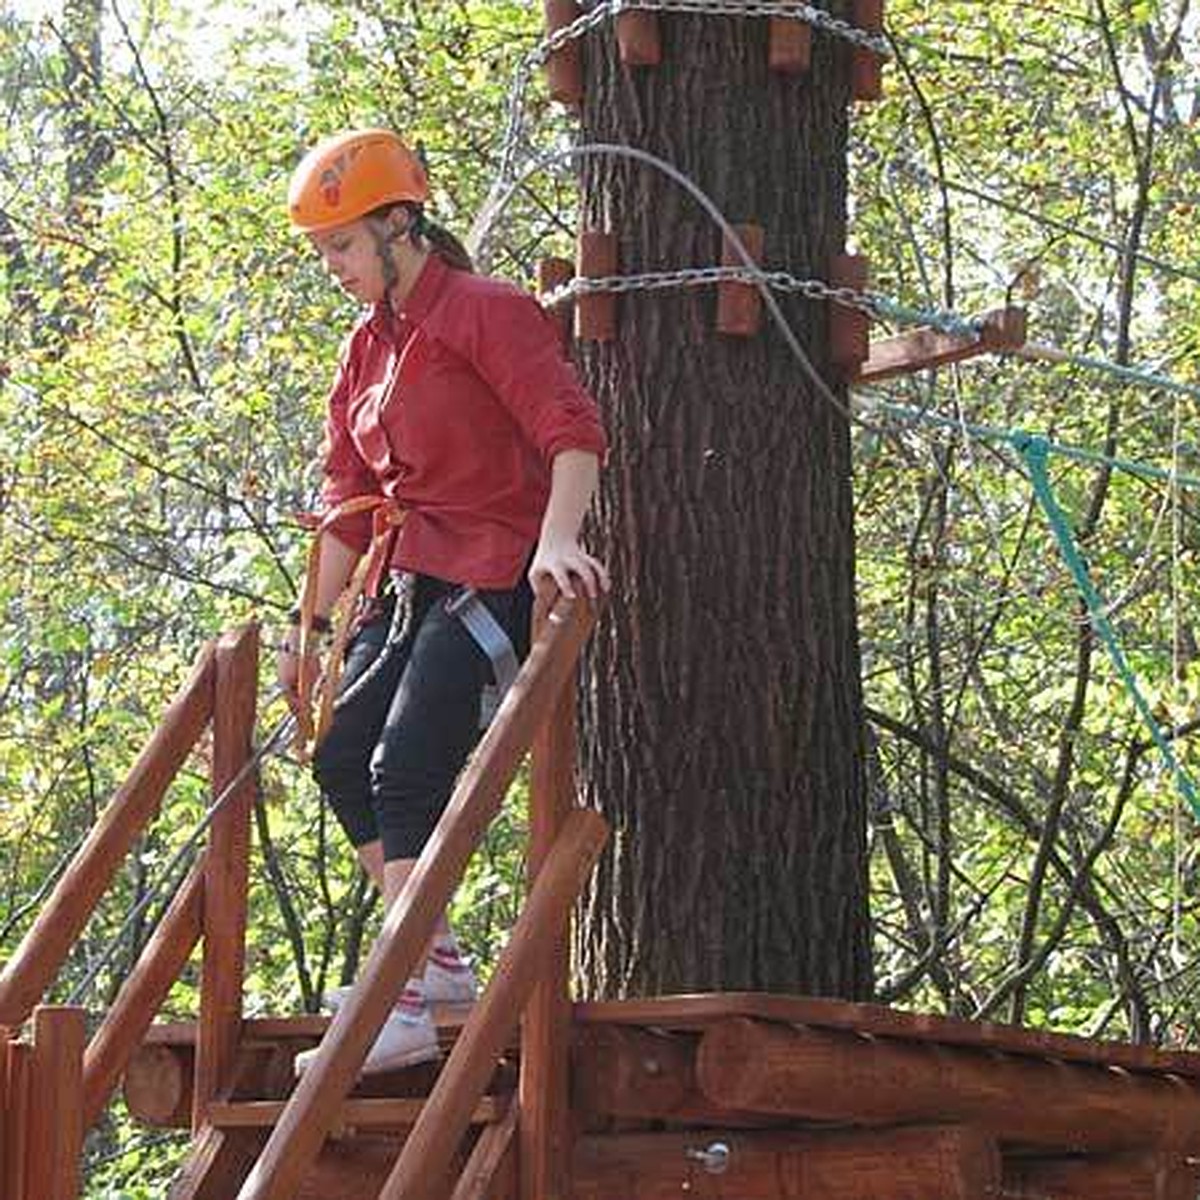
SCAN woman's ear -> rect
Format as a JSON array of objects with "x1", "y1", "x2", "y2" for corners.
[{"x1": 385, "y1": 207, "x2": 412, "y2": 243}]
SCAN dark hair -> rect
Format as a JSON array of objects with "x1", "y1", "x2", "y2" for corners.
[{"x1": 366, "y1": 202, "x2": 474, "y2": 273}]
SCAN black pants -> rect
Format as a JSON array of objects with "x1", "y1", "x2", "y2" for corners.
[{"x1": 312, "y1": 573, "x2": 532, "y2": 862}]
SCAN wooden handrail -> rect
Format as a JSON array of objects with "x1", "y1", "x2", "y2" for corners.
[
  {"x1": 0, "y1": 643, "x2": 217, "y2": 1027},
  {"x1": 82, "y1": 861, "x2": 205, "y2": 1126},
  {"x1": 237, "y1": 595, "x2": 598, "y2": 1200},
  {"x1": 382, "y1": 807, "x2": 609, "y2": 1199}
]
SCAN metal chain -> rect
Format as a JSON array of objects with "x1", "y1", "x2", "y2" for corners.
[{"x1": 542, "y1": 267, "x2": 989, "y2": 336}]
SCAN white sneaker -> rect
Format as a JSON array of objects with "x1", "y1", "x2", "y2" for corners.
[
  {"x1": 294, "y1": 1003, "x2": 440, "y2": 1077},
  {"x1": 423, "y1": 958, "x2": 479, "y2": 1004}
]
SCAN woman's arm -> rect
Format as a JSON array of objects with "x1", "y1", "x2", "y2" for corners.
[
  {"x1": 277, "y1": 533, "x2": 362, "y2": 712},
  {"x1": 528, "y1": 448, "x2": 609, "y2": 602}
]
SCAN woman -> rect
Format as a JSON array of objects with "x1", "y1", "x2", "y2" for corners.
[{"x1": 279, "y1": 128, "x2": 607, "y2": 1073}]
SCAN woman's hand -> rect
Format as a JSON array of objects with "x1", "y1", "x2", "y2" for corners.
[
  {"x1": 528, "y1": 535, "x2": 610, "y2": 605},
  {"x1": 277, "y1": 634, "x2": 322, "y2": 719}
]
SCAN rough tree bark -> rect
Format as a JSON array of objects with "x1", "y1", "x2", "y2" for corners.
[{"x1": 575, "y1": 10, "x2": 872, "y2": 999}]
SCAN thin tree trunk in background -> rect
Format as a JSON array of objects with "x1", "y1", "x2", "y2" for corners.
[{"x1": 576, "y1": 12, "x2": 872, "y2": 999}]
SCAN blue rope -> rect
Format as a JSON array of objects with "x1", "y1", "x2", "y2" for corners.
[{"x1": 1017, "y1": 437, "x2": 1200, "y2": 819}]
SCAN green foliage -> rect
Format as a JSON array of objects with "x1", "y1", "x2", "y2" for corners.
[{"x1": 1, "y1": 0, "x2": 1199, "y2": 1191}]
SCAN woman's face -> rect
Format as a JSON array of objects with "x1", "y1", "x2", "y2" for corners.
[{"x1": 310, "y1": 217, "x2": 390, "y2": 303}]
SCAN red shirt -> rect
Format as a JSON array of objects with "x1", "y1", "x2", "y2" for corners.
[{"x1": 319, "y1": 255, "x2": 607, "y2": 589}]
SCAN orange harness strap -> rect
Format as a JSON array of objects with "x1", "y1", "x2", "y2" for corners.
[{"x1": 294, "y1": 496, "x2": 407, "y2": 756}]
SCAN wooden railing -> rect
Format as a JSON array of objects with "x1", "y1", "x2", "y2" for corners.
[
  {"x1": 0, "y1": 624, "x2": 259, "y2": 1200},
  {"x1": 0, "y1": 595, "x2": 604, "y2": 1200},
  {"x1": 234, "y1": 594, "x2": 607, "y2": 1200}
]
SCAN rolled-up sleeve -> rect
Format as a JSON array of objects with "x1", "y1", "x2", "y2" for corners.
[
  {"x1": 319, "y1": 350, "x2": 378, "y2": 554},
  {"x1": 459, "y1": 284, "x2": 607, "y2": 463}
]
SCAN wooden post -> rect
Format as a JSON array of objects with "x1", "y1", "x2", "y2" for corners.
[
  {"x1": 573, "y1": 1125, "x2": 1000, "y2": 1199},
  {"x1": 83, "y1": 862, "x2": 204, "y2": 1126},
  {"x1": 717, "y1": 223, "x2": 765, "y2": 337},
  {"x1": 576, "y1": 231, "x2": 618, "y2": 342},
  {"x1": 26, "y1": 1006, "x2": 86, "y2": 1200},
  {"x1": 543, "y1": 2, "x2": 583, "y2": 107},
  {"x1": 1003, "y1": 1152, "x2": 1200, "y2": 1200},
  {"x1": 829, "y1": 254, "x2": 871, "y2": 377},
  {"x1": 235, "y1": 598, "x2": 597, "y2": 1200},
  {"x1": 0, "y1": 644, "x2": 215, "y2": 1027},
  {"x1": 698, "y1": 1017, "x2": 1200, "y2": 1152},
  {"x1": 4, "y1": 1039, "x2": 31, "y2": 1200},
  {"x1": 539, "y1": 256, "x2": 576, "y2": 349},
  {"x1": 519, "y1": 600, "x2": 579, "y2": 1200},
  {"x1": 768, "y1": 18, "x2": 811, "y2": 73},
  {"x1": 194, "y1": 625, "x2": 259, "y2": 1131},
  {"x1": 0, "y1": 1034, "x2": 10, "y2": 1198},
  {"x1": 381, "y1": 808, "x2": 609, "y2": 1200},
  {"x1": 616, "y1": 12, "x2": 661, "y2": 66},
  {"x1": 851, "y1": 0, "x2": 884, "y2": 101}
]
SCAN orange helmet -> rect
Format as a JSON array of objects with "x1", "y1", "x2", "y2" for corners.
[{"x1": 287, "y1": 129, "x2": 430, "y2": 234}]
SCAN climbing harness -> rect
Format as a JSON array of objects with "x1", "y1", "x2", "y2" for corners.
[{"x1": 446, "y1": 588, "x2": 521, "y2": 729}]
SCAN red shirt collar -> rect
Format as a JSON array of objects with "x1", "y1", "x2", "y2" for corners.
[{"x1": 367, "y1": 254, "x2": 450, "y2": 337}]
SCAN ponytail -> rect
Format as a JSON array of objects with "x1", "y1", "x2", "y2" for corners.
[{"x1": 420, "y1": 217, "x2": 474, "y2": 273}]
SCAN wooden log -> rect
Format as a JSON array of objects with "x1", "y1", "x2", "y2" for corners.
[
  {"x1": 450, "y1": 1097, "x2": 519, "y2": 1200},
  {"x1": 717, "y1": 223, "x2": 765, "y2": 337},
  {"x1": 235, "y1": 597, "x2": 598, "y2": 1200},
  {"x1": 572, "y1": 991, "x2": 1200, "y2": 1080},
  {"x1": 194, "y1": 625, "x2": 259, "y2": 1132},
  {"x1": 851, "y1": 0, "x2": 884, "y2": 101},
  {"x1": 698, "y1": 1017, "x2": 1200, "y2": 1152},
  {"x1": 616, "y1": 12, "x2": 661, "y2": 66},
  {"x1": 576, "y1": 231, "x2": 618, "y2": 342},
  {"x1": 381, "y1": 808, "x2": 609, "y2": 1200},
  {"x1": 571, "y1": 1024, "x2": 777, "y2": 1128},
  {"x1": 0, "y1": 1035, "x2": 7, "y2": 1196},
  {"x1": 573, "y1": 1125, "x2": 1000, "y2": 1199},
  {"x1": 83, "y1": 861, "x2": 204, "y2": 1126},
  {"x1": 857, "y1": 306, "x2": 1027, "y2": 384},
  {"x1": 4, "y1": 1040, "x2": 31, "y2": 1200},
  {"x1": 125, "y1": 1043, "x2": 196, "y2": 1129},
  {"x1": 543, "y1": 2, "x2": 583, "y2": 107},
  {"x1": 520, "y1": 599, "x2": 578, "y2": 1200},
  {"x1": 769, "y1": 18, "x2": 811, "y2": 73},
  {"x1": 829, "y1": 254, "x2": 871, "y2": 376},
  {"x1": 0, "y1": 643, "x2": 215, "y2": 1027},
  {"x1": 1003, "y1": 1151, "x2": 1200, "y2": 1200},
  {"x1": 26, "y1": 1006, "x2": 86, "y2": 1200},
  {"x1": 538, "y1": 256, "x2": 575, "y2": 349}
]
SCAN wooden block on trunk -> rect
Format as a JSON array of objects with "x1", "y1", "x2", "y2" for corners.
[
  {"x1": 543, "y1": 1, "x2": 583, "y2": 107},
  {"x1": 576, "y1": 231, "x2": 618, "y2": 342},
  {"x1": 829, "y1": 254, "x2": 871, "y2": 375},
  {"x1": 769, "y1": 18, "x2": 812, "y2": 73},
  {"x1": 717, "y1": 224, "x2": 765, "y2": 338},
  {"x1": 617, "y1": 12, "x2": 661, "y2": 66},
  {"x1": 852, "y1": 0, "x2": 884, "y2": 101}
]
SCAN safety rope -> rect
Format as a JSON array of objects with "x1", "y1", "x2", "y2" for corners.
[{"x1": 863, "y1": 397, "x2": 1200, "y2": 818}]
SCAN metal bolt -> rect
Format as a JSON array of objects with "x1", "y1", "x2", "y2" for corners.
[{"x1": 684, "y1": 1141, "x2": 731, "y2": 1175}]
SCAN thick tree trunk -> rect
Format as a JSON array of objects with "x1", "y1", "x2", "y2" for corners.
[{"x1": 576, "y1": 12, "x2": 871, "y2": 998}]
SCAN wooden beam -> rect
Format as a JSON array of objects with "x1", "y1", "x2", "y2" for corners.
[
  {"x1": 207, "y1": 1096, "x2": 504, "y2": 1130},
  {"x1": 450, "y1": 1097, "x2": 520, "y2": 1200},
  {"x1": 542, "y1": 2, "x2": 583, "y2": 107},
  {"x1": 83, "y1": 861, "x2": 204, "y2": 1126},
  {"x1": 194, "y1": 625, "x2": 259, "y2": 1131},
  {"x1": 1003, "y1": 1151, "x2": 1200, "y2": 1200},
  {"x1": 2, "y1": 1037, "x2": 30, "y2": 1200},
  {"x1": 572, "y1": 992, "x2": 1200, "y2": 1079},
  {"x1": 381, "y1": 808, "x2": 609, "y2": 1200},
  {"x1": 697, "y1": 1017, "x2": 1200, "y2": 1153},
  {"x1": 235, "y1": 597, "x2": 597, "y2": 1200},
  {"x1": 573, "y1": 1125, "x2": 1000, "y2": 1199},
  {"x1": 856, "y1": 306, "x2": 1027, "y2": 384},
  {"x1": 26, "y1": 1007, "x2": 86, "y2": 1200},
  {"x1": 169, "y1": 1124, "x2": 265, "y2": 1200},
  {"x1": 0, "y1": 643, "x2": 215, "y2": 1027},
  {"x1": 520, "y1": 599, "x2": 578, "y2": 1200}
]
